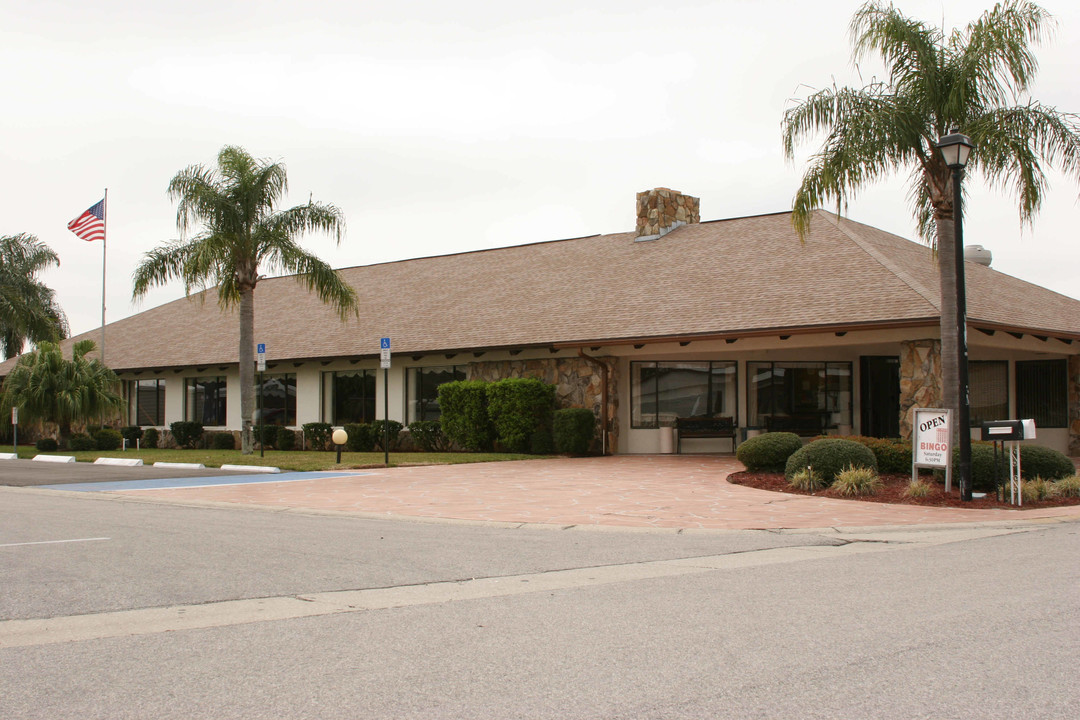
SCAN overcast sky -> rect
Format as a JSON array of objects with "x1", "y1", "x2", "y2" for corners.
[{"x1": 3, "y1": 0, "x2": 1079, "y2": 341}]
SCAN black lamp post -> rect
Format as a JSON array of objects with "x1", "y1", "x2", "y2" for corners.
[{"x1": 936, "y1": 129, "x2": 974, "y2": 502}]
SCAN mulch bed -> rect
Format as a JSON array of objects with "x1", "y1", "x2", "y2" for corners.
[{"x1": 726, "y1": 471, "x2": 1080, "y2": 510}]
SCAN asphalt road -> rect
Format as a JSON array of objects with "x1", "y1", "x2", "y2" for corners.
[{"x1": 2, "y1": 486, "x2": 1078, "y2": 719}]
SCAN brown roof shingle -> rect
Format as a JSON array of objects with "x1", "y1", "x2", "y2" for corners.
[{"x1": 4, "y1": 209, "x2": 1078, "y2": 374}]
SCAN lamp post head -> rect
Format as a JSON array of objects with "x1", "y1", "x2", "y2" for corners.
[{"x1": 937, "y1": 129, "x2": 974, "y2": 169}]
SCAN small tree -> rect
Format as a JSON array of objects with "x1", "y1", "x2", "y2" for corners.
[
  {"x1": 0, "y1": 340, "x2": 122, "y2": 447},
  {"x1": 438, "y1": 381, "x2": 494, "y2": 452},
  {"x1": 486, "y1": 378, "x2": 555, "y2": 454}
]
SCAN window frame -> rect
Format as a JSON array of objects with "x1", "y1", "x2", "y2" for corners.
[
  {"x1": 1015, "y1": 359, "x2": 1068, "y2": 428},
  {"x1": 406, "y1": 365, "x2": 467, "y2": 423},
  {"x1": 254, "y1": 373, "x2": 297, "y2": 427},
  {"x1": 630, "y1": 360, "x2": 738, "y2": 429},
  {"x1": 321, "y1": 369, "x2": 377, "y2": 425},
  {"x1": 745, "y1": 360, "x2": 852, "y2": 430},
  {"x1": 185, "y1": 376, "x2": 228, "y2": 427},
  {"x1": 131, "y1": 378, "x2": 166, "y2": 427}
]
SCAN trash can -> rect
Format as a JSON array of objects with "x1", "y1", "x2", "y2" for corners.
[{"x1": 659, "y1": 426, "x2": 675, "y2": 454}]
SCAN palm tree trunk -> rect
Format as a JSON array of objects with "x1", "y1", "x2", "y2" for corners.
[
  {"x1": 936, "y1": 214, "x2": 959, "y2": 421},
  {"x1": 239, "y1": 284, "x2": 255, "y2": 455}
]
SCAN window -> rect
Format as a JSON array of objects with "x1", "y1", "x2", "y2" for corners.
[
  {"x1": 631, "y1": 361, "x2": 737, "y2": 429},
  {"x1": 1016, "y1": 359, "x2": 1067, "y2": 428},
  {"x1": 130, "y1": 379, "x2": 165, "y2": 426},
  {"x1": 254, "y1": 374, "x2": 297, "y2": 426},
  {"x1": 747, "y1": 361, "x2": 851, "y2": 432},
  {"x1": 968, "y1": 361, "x2": 1008, "y2": 427},
  {"x1": 407, "y1": 366, "x2": 466, "y2": 422},
  {"x1": 185, "y1": 377, "x2": 227, "y2": 426},
  {"x1": 322, "y1": 370, "x2": 376, "y2": 424}
]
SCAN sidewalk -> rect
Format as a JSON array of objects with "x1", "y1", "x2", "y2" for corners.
[{"x1": 106, "y1": 455, "x2": 1080, "y2": 530}]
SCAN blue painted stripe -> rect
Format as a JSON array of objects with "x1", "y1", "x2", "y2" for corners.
[{"x1": 40, "y1": 471, "x2": 372, "y2": 492}]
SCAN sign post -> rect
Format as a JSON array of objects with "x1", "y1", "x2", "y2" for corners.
[
  {"x1": 257, "y1": 343, "x2": 266, "y2": 458},
  {"x1": 912, "y1": 407, "x2": 952, "y2": 491},
  {"x1": 380, "y1": 338, "x2": 391, "y2": 466},
  {"x1": 11, "y1": 406, "x2": 17, "y2": 454}
]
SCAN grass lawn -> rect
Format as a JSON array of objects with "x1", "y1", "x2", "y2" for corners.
[{"x1": 0, "y1": 445, "x2": 545, "y2": 472}]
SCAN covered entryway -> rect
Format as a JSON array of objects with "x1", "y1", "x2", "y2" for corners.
[{"x1": 860, "y1": 356, "x2": 900, "y2": 438}]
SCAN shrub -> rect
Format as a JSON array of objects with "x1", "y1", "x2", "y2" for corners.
[
  {"x1": 438, "y1": 380, "x2": 495, "y2": 452},
  {"x1": 94, "y1": 428, "x2": 123, "y2": 451},
  {"x1": 485, "y1": 378, "x2": 556, "y2": 454},
  {"x1": 276, "y1": 426, "x2": 296, "y2": 451},
  {"x1": 1021, "y1": 477, "x2": 1055, "y2": 503},
  {"x1": 553, "y1": 408, "x2": 596, "y2": 455},
  {"x1": 170, "y1": 421, "x2": 204, "y2": 449},
  {"x1": 343, "y1": 423, "x2": 375, "y2": 452},
  {"x1": 904, "y1": 479, "x2": 933, "y2": 498},
  {"x1": 254, "y1": 424, "x2": 278, "y2": 449},
  {"x1": 212, "y1": 432, "x2": 236, "y2": 450},
  {"x1": 142, "y1": 427, "x2": 159, "y2": 449},
  {"x1": 408, "y1": 421, "x2": 450, "y2": 452},
  {"x1": 120, "y1": 426, "x2": 144, "y2": 446},
  {"x1": 302, "y1": 422, "x2": 333, "y2": 451},
  {"x1": 372, "y1": 420, "x2": 404, "y2": 452},
  {"x1": 1053, "y1": 474, "x2": 1080, "y2": 498},
  {"x1": 36, "y1": 437, "x2": 59, "y2": 452},
  {"x1": 736, "y1": 432, "x2": 803, "y2": 472},
  {"x1": 830, "y1": 465, "x2": 883, "y2": 496},
  {"x1": 785, "y1": 439, "x2": 877, "y2": 484},
  {"x1": 840, "y1": 436, "x2": 912, "y2": 474},
  {"x1": 788, "y1": 466, "x2": 826, "y2": 492},
  {"x1": 1019, "y1": 445, "x2": 1075, "y2": 481},
  {"x1": 69, "y1": 433, "x2": 96, "y2": 451}
]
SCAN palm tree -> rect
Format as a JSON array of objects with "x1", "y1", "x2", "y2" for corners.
[
  {"x1": 0, "y1": 340, "x2": 122, "y2": 447},
  {"x1": 133, "y1": 145, "x2": 359, "y2": 454},
  {"x1": 0, "y1": 233, "x2": 69, "y2": 360},
  {"x1": 783, "y1": 0, "x2": 1080, "y2": 431}
]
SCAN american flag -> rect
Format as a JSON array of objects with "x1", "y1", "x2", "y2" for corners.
[{"x1": 68, "y1": 199, "x2": 105, "y2": 242}]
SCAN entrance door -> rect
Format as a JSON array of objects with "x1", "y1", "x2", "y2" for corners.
[{"x1": 860, "y1": 356, "x2": 900, "y2": 438}]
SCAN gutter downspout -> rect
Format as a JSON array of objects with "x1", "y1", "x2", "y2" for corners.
[{"x1": 577, "y1": 348, "x2": 609, "y2": 455}]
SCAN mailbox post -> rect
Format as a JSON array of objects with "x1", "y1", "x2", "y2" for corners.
[{"x1": 981, "y1": 420, "x2": 1036, "y2": 505}]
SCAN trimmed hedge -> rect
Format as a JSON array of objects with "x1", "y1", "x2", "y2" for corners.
[
  {"x1": 343, "y1": 423, "x2": 375, "y2": 452},
  {"x1": 142, "y1": 428, "x2": 159, "y2": 449},
  {"x1": 36, "y1": 438, "x2": 59, "y2": 452},
  {"x1": 553, "y1": 408, "x2": 596, "y2": 455},
  {"x1": 212, "y1": 432, "x2": 236, "y2": 450},
  {"x1": 120, "y1": 426, "x2": 144, "y2": 445},
  {"x1": 408, "y1": 421, "x2": 449, "y2": 452},
  {"x1": 302, "y1": 422, "x2": 333, "y2": 451},
  {"x1": 170, "y1": 421, "x2": 204, "y2": 449},
  {"x1": 438, "y1": 381, "x2": 495, "y2": 452},
  {"x1": 834, "y1": 436, "x2": 912, "y2": 474},
  {"x1": 94, "y1": 428, "x2": 123, "y2": 451},
  {"x1": 785, "y1": 439, "x2": 878, "y2": 484},
  {"x1": 372, "y1": 420, "x2": 404, "y2": 452},
  {"x1": 1019, "y1": 445, "x2": 1074, "y2": 480},
  {"x1": 486, "y1": 378, "x2": 556, "y2": 454},
  {"x1": 70, "y1": 433, "x2": 96, "y2": 451},
  {"x1": 736, "y1": 432, "x2": 803, "y2": 472},
  {"x1": 276, "y1": 426, "x2": 296, "y2": 451}
]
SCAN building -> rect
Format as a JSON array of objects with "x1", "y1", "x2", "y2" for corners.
[{"x1": 4, "y1": 188, "x2": 1078, "y2": 454}]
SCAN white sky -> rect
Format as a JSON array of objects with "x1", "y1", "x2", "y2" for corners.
[{"x1": 3, "y1": 0, "x2": 1079, "y2": 340}]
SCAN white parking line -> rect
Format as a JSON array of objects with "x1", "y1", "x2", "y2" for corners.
[{"x1": 0, "y1": 537, "x2": 110, "y2": 548}]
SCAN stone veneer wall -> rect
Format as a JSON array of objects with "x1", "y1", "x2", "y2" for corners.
[
  {"x1": 899, "y1": 339, "x2": 943, "y2": 440},
  {"x1": 467, "y1": 356, "x2": 619, "y2": 453},
  {"x1": 1069, "y1": 355, "x2": 1080, "y2": 455},
  {"x1": 635, "y1": 187, "x2": 700, "y2": 240}
]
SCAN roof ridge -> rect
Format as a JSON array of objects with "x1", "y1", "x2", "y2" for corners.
[{"x1": 816, "y1": 210, "x2": 940, "y2": 311}]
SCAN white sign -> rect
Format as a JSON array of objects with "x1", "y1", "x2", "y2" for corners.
[
  {"x1": 912, "y1": 408, "x2": 951, "y2": 468},
  {"x1": 257, "y1": 342, "x2": 266, "y2": 372},
  {"x1": 10, "y1": 407, "x2": 16, "y2": 425},
  {"x1": 380, "y1": 337, "x2": 391, "y2": 369}
]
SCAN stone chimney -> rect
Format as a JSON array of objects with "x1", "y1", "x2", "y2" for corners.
[{"x1": 635, "y1": 187, "x2": 700, "y2": 241}]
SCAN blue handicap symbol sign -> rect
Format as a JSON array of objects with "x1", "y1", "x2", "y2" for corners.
[
  {"x1": 257, "y1": 343, "x2": 266, "y2": 354},
  {"x1": 380, "y1": 337, "x2": 391, "y2": 350}
]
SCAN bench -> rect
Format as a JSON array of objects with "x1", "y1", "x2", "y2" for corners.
[{"x1": 675, "y1": 415, "x2": 736, "y2": 453}]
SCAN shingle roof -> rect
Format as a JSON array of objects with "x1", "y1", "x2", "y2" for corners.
[{"x1": 4, "y1": 209, "x2": 1078, "y2": 374}]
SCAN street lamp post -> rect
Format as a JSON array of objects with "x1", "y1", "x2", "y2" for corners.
[{"x1": 936, "y1": 129, "x2": 974, "y2": 502}]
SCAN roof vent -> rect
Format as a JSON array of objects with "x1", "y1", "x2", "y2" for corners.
[
  {"x1": 964, "y1": 244, "x2": 992, "y2": 267},
  {"x1": 635, "y1": 188, "x2": 700, "y2": 241}
]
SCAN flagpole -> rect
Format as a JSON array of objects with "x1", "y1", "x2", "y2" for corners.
[{"x1": 101, "y1": 188, "x2": 107, "y2": 365}]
